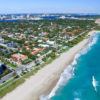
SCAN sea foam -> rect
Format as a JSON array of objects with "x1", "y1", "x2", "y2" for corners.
[
  {"x1": 74, "y1": 98, "x2": 80, "y2": 100},
  {"x1": 92, "y1": 76, "x2": 98, "y2": 92},
  {"x1": 40, "y1": 33, "x2": 98, "y2": 100}
]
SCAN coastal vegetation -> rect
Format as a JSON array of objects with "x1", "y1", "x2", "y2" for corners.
[
  {"x1": 0, "y1": 18, "x2": 99, "y2": 98},
  {"x1": 0, "y1": 30, "x2": 91, "y2": 98}
]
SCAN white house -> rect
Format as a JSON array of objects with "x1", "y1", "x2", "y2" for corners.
[{"x1": 47, "y1": 40, "x2": 55, "y2": 45}]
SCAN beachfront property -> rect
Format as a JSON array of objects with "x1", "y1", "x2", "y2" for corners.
[
  {"x1": 0, "y1": 0, "x2": 100, "y2": 98},
  {"x1": 0, "y1": 17, "x2": 99, "y2": 91},
  {"x1": 10, "y1": 53, "x2": 28, "y2": 64},
  {"x1": 32, "y1": 48, "x2": 43, "y2": 54}
]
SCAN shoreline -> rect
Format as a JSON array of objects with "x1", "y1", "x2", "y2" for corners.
[{"x1": 0, "y1": 30, "x2": 99, "y2": 100}]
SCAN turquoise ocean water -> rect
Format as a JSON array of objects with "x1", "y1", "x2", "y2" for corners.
[{"x1": 40, "y1": 32, "x2": 100, "y2": 100}]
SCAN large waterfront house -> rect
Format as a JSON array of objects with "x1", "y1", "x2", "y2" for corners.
[{"x1": 11, "y1": 53, "x2": 28, "y2": 64}]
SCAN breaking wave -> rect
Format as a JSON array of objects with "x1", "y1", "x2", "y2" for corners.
[
  {"x1": 40, "y1": 33, "x2": 98, "y2": 100},
  {"x1": 74, "y1": 98, "x2": 80, "y2": 100},
  {"x1": 92, "y1": 76, "x2": 98, "y2": 92}
]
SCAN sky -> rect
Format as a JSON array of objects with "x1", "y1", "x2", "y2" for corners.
[{"x1": 0, "y1": 0, "x2": 100, "y2": 14}]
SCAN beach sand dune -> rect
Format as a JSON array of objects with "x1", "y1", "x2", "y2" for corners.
[{"x1": 0, "y1": 31, "x2": 97, "y2": 100}]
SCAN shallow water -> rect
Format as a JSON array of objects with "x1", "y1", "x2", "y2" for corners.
[{"x1": 40, "y1": 32, "x2": 100, "y2": 100}]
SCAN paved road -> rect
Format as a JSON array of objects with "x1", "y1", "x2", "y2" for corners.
[
  {"x1": 0, "y1": 43, "x2": 15, "y2": 50},
  {"x1": 0, "y1": 30, "x2": 88, "y2": 85},
  {"x1": 15, "y1": 61, "x2": 35, "y2": 74},
  {"x1": 0, "y1": 72, "x2": 14, "y2": 85}
]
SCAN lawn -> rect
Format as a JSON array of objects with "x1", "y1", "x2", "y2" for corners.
[{"x1": 0, "y1": 78, "x2": 15, "y2": 89}]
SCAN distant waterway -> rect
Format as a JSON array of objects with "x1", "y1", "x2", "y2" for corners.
[{"x1": 0, "y1": 19, "x2": 21, "y2": 22}]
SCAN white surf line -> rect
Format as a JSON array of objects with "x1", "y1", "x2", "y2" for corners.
[{"x1": 92, "y1": 76, "x2": 98, "y2": 92}]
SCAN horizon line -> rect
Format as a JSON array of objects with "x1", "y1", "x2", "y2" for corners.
[{"x1": 0, "y1": 12, "x2": 100, "y2": 15}]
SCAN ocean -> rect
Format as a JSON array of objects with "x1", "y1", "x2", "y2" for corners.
[{"x1": 40, "y1": 32, "x2": 100, "y2": 100}]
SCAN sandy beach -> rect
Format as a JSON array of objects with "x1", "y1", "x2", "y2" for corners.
[
  {"x1": 0, "y1": 30, "x2": 98, "y2": 100},
  {"x1": 95, "y1": 19, "x2": 100, "y2": 25}
]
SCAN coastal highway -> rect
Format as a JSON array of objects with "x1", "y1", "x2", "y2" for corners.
[
  {"x1": 15, "y1": 61, "x2": 36, "y2": 74},
  {"x1": 0, "y1": 60, "x2": 35, "y2": 85},
  {"x1": 0, "y1": 72, "x2": 14, "y2": 85},
  {"x1": 0, "y1": 30, "x2": 89, "y2": 86}
]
